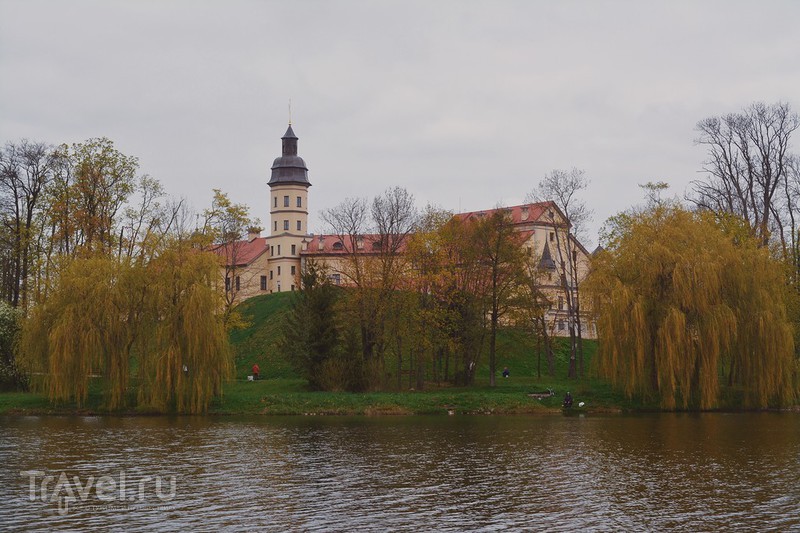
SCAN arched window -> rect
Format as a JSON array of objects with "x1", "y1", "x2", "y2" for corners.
[{"x1": 332, "y1": 241, "x2": 344, "y2": 251}]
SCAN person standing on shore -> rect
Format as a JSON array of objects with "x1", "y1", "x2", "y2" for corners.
[{"x1": 252, "y1": 363, "x2": 260, "y2": 381}]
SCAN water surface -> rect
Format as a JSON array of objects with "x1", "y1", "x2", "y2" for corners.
[{"x1": 1, "y1": 413, "x2": 798, "y2": 531}]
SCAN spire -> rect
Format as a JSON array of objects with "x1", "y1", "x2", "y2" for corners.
[
  {"x1": 269, "y1": 125, "x2": 310, "y2": 187},
  {"x1": 282, "y1": 125, "x2": 298, "y2": 156},
  {"x1": 539, "y1": 241, "x2": 557, "y2": 270}
]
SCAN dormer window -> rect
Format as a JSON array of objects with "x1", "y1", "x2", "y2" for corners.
[{"x1": 332, "y1": 241, "x2": 344, "y2": 251}]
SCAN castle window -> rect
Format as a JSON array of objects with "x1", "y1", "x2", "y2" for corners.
[
  {"x1": 296, "y1": 196, "x2": 302, "y2": 208},
  {"x1": 558, "y1": 320, "x2": 565, "y2": 331},
  {"x1": 332, "y1": 241, "x2": 344, "y2": 251},
  {"x1": 235, "y1": 276, "x2": 240, "y2": 291},
  {"x1": 283, "y1": 195, "x2": 289, "y2": 207},
  {"x1": 270, "y1": 270, "x2": 273, "y2": 280},
  {"x1": 372, "y1": 241, "x2": 382, "y2": 251},
  {"x1": 558, "y1": 296, "x2": 564, "y2": 310},
  {"x1": 284, "y1": 220, "x2": 289, "y2": 231},
  {"x1": 550, "y1": 232, "x2": 555, "y2": 242},
  {"x1": 260, "y1": 276, "x2": 267, "y2": 291},
  {"x1": 278, "y1": 266, "x2": 281, "y2": 275},
  {"x1": 291, "y1": 244, "x2": 296, "y2": 255},
  {"x1": 297, "y1": 220, "x2": 302, "y2": 231},
  {"x1": 291, "y1": 265, "x2": 296, "y2": 275},
  {"x1": 277, "y1": 245, "x2": 281, "y2": 255},
  {"x1": 273, "y1": 197, "x2": 277, "y2": 208},
  {"x1": 270, "y1": 246, "x2": 274, "y2": 256},
  {"x1": 291, "y1": 284, "x2": 295, "y2": 291},
  {"x1": 225, "y1": 277, "x2": 230, "y2": 291}
]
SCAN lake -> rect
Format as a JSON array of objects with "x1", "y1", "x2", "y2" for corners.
[{"x1": 1, "y1": 413, "x2": 798, "y2": 531}]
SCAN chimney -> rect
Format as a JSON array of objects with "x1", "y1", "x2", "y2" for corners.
[{"x1": 247, "y1": 227, "x2": 261, "y2": 241}]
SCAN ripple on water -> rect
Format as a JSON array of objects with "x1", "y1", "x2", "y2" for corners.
[{"x1": 1, "y1": 413, "x2": 799, "y2": 531}]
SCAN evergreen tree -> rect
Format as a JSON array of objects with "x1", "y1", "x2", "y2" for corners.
[{"x1": 280, "y1": 260, "x2": 344, "y2": 390}]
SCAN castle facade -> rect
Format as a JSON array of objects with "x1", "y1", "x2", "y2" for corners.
[{"x1": 219, "y1": 125, "x2": 595, "y2": 338}]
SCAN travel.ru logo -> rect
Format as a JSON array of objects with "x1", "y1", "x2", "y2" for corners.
[{"x1": 20, "y1": 470, "x2": 177, "y2": 515}]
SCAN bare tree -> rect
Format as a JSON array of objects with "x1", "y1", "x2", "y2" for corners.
[
  {"x1": 785, "y1": 156, "x2": 800, "y2": 285},
  {"x1": 322, "y1": 196, "x2": 377, "y2": 367},
  {"x1": 322, "y1": 189, "x2": 418, "y2": 381},
  {"x1": 528, "y1": 168, "x2": 593, "y2": 242},
  {"x1": 528, "y1": 168, "x2": 592, "y2": 379},
  {"x1": 690, "y1": 102, "x2": 799, "y2": 248},
  {"x1": 0, "y1": 140, "x2": 58, "y2": 308}
]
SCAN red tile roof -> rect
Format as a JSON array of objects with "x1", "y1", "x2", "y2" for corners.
[
  {"x1": 211, "y1": 237, "x2": 268, "y2": 266},
  {"x1": 455, "y1": 201, "x2": 562, "y2": 226},
  {"x1": 302, "y1": 233, "x2": 409, "y2": 256},
  {"x1": 215, "y1": 202, "x2": 575, "y2": 265}
]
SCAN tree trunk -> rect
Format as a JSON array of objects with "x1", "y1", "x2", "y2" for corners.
[
  {"x1": 540, "y1": 315, "x2": 556, "y2": 376},
  {"x1": 416, "y1": 353, "x2": 425, "y2": 390},
  {"x1": 396, "y1": 335, "x2": 402, "y2": 391},
  {"x1": 409, "y1": 348, "x2": 415, "y2": 390}
]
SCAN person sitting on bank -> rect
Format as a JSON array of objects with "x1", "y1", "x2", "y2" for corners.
[
  {"x1": 252, "y1": 363, "x2": 260, "y2": 381},
  {"x1": 563, "y1": 391, "x2": 573, "y2": 408},
  {"x1": 502, "y1": 367, "x2": 510, "y2": 378}
]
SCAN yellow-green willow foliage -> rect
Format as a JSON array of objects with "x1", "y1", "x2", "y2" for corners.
[
  {"x1": 587, "y1": 207, "x2": 796, "y2": 409},
  {"x1": 19, "y1": 239, "x2": 231, "y2": 413},
  {"x1": 137, "y1": 242, "x2": 231, "y2": 413},
  {"x1": 21, "y1": 256, "x2": 135, "y2": 409}
]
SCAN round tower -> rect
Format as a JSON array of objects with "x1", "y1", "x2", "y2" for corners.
[{"x1": 267, "y1": 124, "x2": 311, "y2": 292}]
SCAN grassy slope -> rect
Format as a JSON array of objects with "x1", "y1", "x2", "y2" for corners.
[
  {"x1": 229, "y1": 291, "x2": 296, "y2": 380},
  {"x1": 213, "y1": 292, "x2": 642, "y2": 415}
]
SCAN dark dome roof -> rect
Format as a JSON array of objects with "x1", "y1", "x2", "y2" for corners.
[{"x1": 268, "y1": 125, "x2": 311, "y2": 187}]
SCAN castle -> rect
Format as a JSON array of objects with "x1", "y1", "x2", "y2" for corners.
[{"x1": 218, "y1": 125, "x2": 594, "y2": 338}]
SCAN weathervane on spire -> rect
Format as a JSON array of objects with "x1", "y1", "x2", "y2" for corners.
[{"x1": 288, "y1": 98, "x2": 292, "y2": 125}]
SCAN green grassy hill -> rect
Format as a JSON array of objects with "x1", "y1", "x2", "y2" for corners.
[
  {"x1": 229, "y1": 292, "x2": 296, "y2": 379},
  {"x1": 225, "y1": 292, "x2": 638, "y2": 413},
  {"x1": 231, "y1": 291, "x2": 597, "y2": 382}
]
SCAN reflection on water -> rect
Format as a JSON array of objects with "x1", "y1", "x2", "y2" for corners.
[{"x1": 1, "y1": 413, "x2": 799, "y2": 531}]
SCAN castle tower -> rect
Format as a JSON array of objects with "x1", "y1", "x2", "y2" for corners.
[{"x1": 266, "y1": 124, "x2": 311, "y2": 292}]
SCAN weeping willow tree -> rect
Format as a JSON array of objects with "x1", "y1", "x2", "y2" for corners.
[
  {"x1": 587, "y1": 206, "x2": 796, "y2": 409},
  {"x1": 137, "y1": 239, "x2": 231, "y2": 413},
  {"x1": 20, "y1": 256, "x2": 135, "y2": 408},
  {"x1": 19, "y1": 238, "x2": 231, "y2": 413}
]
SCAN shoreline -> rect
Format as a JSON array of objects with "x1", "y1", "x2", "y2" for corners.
[
  {"x1": 3, "y1": 396, "x2": 797, "y2": 418},
  {"x1": 4, "y1": 376, "x2": 796, "y2": 417}
]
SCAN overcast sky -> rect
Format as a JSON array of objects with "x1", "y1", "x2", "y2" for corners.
[{"x1": 2, "y1": 1, "x2": 798, "y2": 247}]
